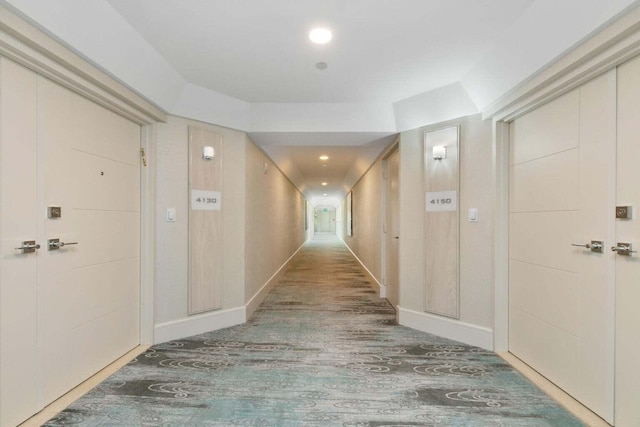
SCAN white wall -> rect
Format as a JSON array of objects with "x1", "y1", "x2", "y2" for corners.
[
  {"x1": 399, "y1": 114, "x2": 495, "y2": 349},
  {"x1": 244, "y1": 138, "x2": 306, "y2": 313}
]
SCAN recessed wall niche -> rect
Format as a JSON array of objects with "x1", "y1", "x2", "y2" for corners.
[
  {"x1": 188, "y1": 126, "x2": 223, "y2": 314},
  {"x1": 424, "y1": 126, "x2": 460, "y2": 318}
]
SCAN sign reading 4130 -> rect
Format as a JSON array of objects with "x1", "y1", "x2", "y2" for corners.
[{"x1": 191, "y1": 189, "x2": 221, "y2": 211}]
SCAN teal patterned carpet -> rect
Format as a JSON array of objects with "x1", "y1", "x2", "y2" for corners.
[{"x1": 45, "y1": 236, "x2": 583, "y2": 426}]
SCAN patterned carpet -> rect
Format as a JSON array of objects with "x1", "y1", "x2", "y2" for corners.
[{"x1": 44, "y1": 236, "x2": 583, "y2": 426}]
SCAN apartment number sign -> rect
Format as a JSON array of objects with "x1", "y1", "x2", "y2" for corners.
[
  {"x1": 191, "y1": 189, "x2": 221, "y2": 211},
  {"x1": 425, "y1": 190, "x2": 457, "y2": 212}
]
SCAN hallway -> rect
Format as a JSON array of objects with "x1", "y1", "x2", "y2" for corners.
[{"x1": 42, "y1": 237, "x2": 581, "y2": 426}]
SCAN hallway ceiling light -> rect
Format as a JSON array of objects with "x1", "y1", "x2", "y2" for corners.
[
  {"x1": 321, "y1": 182, "x2": 328, "y2": 186},
  {"x1": 323, "y1": 193, "x2": 328, "y2": 196},
  {"x1": 309, "y1": 28, "x2": 332, "y2": 44},
  {"x1": 319, "y1": 155, "x2": 329, "y2": 160}
]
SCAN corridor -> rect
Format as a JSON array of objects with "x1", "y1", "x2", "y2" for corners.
[{"x1": 43, "y1": 237, "x2": 581, "y2": 426}]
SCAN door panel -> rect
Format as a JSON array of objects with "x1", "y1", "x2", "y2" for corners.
[
  {"x1": 509, "y1": 149, "x2": 579, "y2": 213},
  {"x1": 509, "y1": 211, "x2": 579, "y2": 271},
  {"x1": 615, "y1": 54, "x2": 640, "y2": 427},
  {"x1": 0, "y1": 58, "x2": 141, "y2": 425},
  {"x1": 509, "y1": 260, "x2": 579, "y2": 335},
  {"x1": 0, "y1": 57, "x2": 40, "y2": 427},
  {"x1": 38, "y1": 76, "x2": 141, "y2": 403},
  {"x1": 510, "y1": 90, "x2": 579, "y2": 164},
  {"x1": 508, "y1": 70, "x2": 615, "y2": 422}
]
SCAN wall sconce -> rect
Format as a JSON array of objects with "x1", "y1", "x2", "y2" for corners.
[
  {"x1": 202, "y1": 146, "x2": 215, "y2": 160},
  {"x1": 433, "y1": 145, "x2": 447, "y2": 160}
]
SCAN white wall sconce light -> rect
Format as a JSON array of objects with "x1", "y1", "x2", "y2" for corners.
[
  {"x1": 433, "y1": 145, "x2": 447, "y2": 160},
  {"x1": 202, "y1": 146, "x2": 215, "y2": 160}
]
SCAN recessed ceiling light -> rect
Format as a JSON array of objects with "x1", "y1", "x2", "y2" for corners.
[
  {"x1": 319, "y1": 155, "x2": 329, "y2": 160},
  {"x1": 315, "y1": 62, "x2": 328, "y2": 70},
  {"x1": 309, "y1": 28, "x2": 332, "y2": 44},
  {"x1": 321, "y1": 182, "x2": 328, "y2": 186},
  {"x1": 323, "y1": 193, "x2": 328, "y2": 196}
]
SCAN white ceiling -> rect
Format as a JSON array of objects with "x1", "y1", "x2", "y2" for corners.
[
  {"x1": 3, "y1": 0, "x2": 637, "y2": 202},
  {"x1": 103, "y1": 0, "x2": 533, "y2": 201},
  {"x1": 106, "y1": 0, "x2": 534, "y2": 104}
]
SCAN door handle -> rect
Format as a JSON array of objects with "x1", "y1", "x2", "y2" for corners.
[
  {"x1": 571, "y1": 240, "x2": 603, "y2": 253},
  {"x1": 48, "y1": 238, "x2": 78, "y2": 251},
  {"x1": 15, "y1": 240, "x2": 40, "y2": 253},
  {"x1": 611, "y1": 243, "x2": 636, "y2": 256}
]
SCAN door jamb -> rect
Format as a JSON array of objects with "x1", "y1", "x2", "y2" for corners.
[
  {"x1": 140, "y1": 124, "x2": 156, "y2": 345},
  {"x1": 493, "y1": 120, "x2": 510, "y2": 352}
]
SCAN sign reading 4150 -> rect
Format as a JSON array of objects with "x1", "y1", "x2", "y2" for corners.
[{"x1": 425, "y1": 190, "x2": 457, "y2": 212}]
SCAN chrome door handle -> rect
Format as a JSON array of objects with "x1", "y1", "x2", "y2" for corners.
[
  {"x1": 48, "y1": 238, "x2": 78, "y2": 251},
  {"x1": 571, "y1": 240, "x2": 603, "y2": 253},
  {"x1": 611, "y1": 243, "x2": 636, "y2": 256},
  {"x1": 15, "y1": 240, "x2": 40, "y2": 253}
]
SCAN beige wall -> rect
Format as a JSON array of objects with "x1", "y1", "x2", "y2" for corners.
[
  {"x1": 341, "y1": 160, "x2": 384, "y2": 283},
  {"x1": 400, "y1": 113, "x2": 494, "y2": 329},
  {"x1": 155, "y1": 116, "x2": 246, "y2": 324},
  {"x1": 244, "y1": 137, "x2": 306, "y2": 304},
  {"x1": 155, "y1": 116, "x2": 305, "y2": 329}
]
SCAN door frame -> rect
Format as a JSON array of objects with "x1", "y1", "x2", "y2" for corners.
[
  {"x1": 381, "y1": 141, "x2": 400, "y2": 302},
  {"x1": 488, "y1": 8, "x2": 640, "y2": 352},
  {"x1": 0, "y1": 8, "x2": 164, "y2": 346}
]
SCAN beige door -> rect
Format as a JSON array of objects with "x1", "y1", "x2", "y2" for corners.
[
  {"x1": 385, "y1": 150, "x2": 400, "y2": 307},
  {"x1": 38, "y1": 77, "x2": 141, "y2": 403},
  {"x1": 509, "y1": 70, "x2": 616, "y2": 422},
  {"x1": 0, "y1": 59, "x2": 141, "y2": 425},
  {"x1": 614, "y1": 55, "x2": 640, "y2": 427},
  {"x1": 316, "y1": 209, "x2": 334, "y2": 233},
  {"x1": 0, "y1": 58, "x2": 40, "y2": 427}
]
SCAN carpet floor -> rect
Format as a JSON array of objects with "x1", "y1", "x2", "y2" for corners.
[{"x1": 44, "y1": 236, "x2": 584, "y2": 426}]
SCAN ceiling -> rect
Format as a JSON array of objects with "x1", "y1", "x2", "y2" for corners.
[
  {"x1": 105, "y1": 0, "x2": 533, "y2": 104},
  {"x1": 103, "y1": 0, "x2": 533, "y2": 204},
  {"x1": 3, "y1": 0, "x2": 636, "y2": 205}
]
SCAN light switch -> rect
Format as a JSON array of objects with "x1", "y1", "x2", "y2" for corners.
[
  {"x1": 468, "y1": 208, "x2": 478, "y2": 222},
  {"x1": 167, "y1": 208, "x2": 176, "y2": 222}
]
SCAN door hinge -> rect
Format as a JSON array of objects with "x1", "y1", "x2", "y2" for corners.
[{"x1": 140, "y1": 147, "x2": 147, "y2": 167}]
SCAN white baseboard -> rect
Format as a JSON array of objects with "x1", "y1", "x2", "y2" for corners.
[
  {"x1": 154, "y1": 307, "x2": 245, "y2": 344},
  {"x1": 339, "y1": 237, "x2": 386, "y2": 298},
  {"x1": 245, "y1": 242, "x2": 305, "y2": 319},
  {"x1": 154, "y1": 243, "x2": 306, "y2": 344},
  {"x1": 398, "y1": 306, "x2": 494, "y2": 350}
]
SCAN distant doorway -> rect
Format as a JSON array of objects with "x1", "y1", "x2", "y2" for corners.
[{"x1": 314, "y1": 207, "x2": 336, "y2": 234}]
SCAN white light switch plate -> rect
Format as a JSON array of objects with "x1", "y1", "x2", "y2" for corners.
[
  {"x1": 167, "y1": 208, "x2": 176, "y2": 222},
  {"x1": 468, "y1": 208, "x2": 478, "y2": 222}
]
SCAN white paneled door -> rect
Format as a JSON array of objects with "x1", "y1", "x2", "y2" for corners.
[
  {"x1": 0, "y1": 58, "x2": 141, "y2": 426},
  {"x1": 509, "y1": 70, "x2": 616, "y2": 423},
  {"x1": 0, "y1": 54, "x2": 40, "y2": 427},
  {"x1": 615, "y1": 55, "x2": 640, "y2": 427}
]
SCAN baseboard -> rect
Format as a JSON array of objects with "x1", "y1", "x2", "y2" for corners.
[
  {"x1": 398, "y1": 306, "x2": 494, "y2": 350},
  {"x1": 154, "y1": 307, "x2": 246, "y2": 344},
  {"x1": 245, "y1": 242, "x2": 305, "y2": 319},
  {"x1": 339, "y1": 237, "x2": 387, "y2": 298}
]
